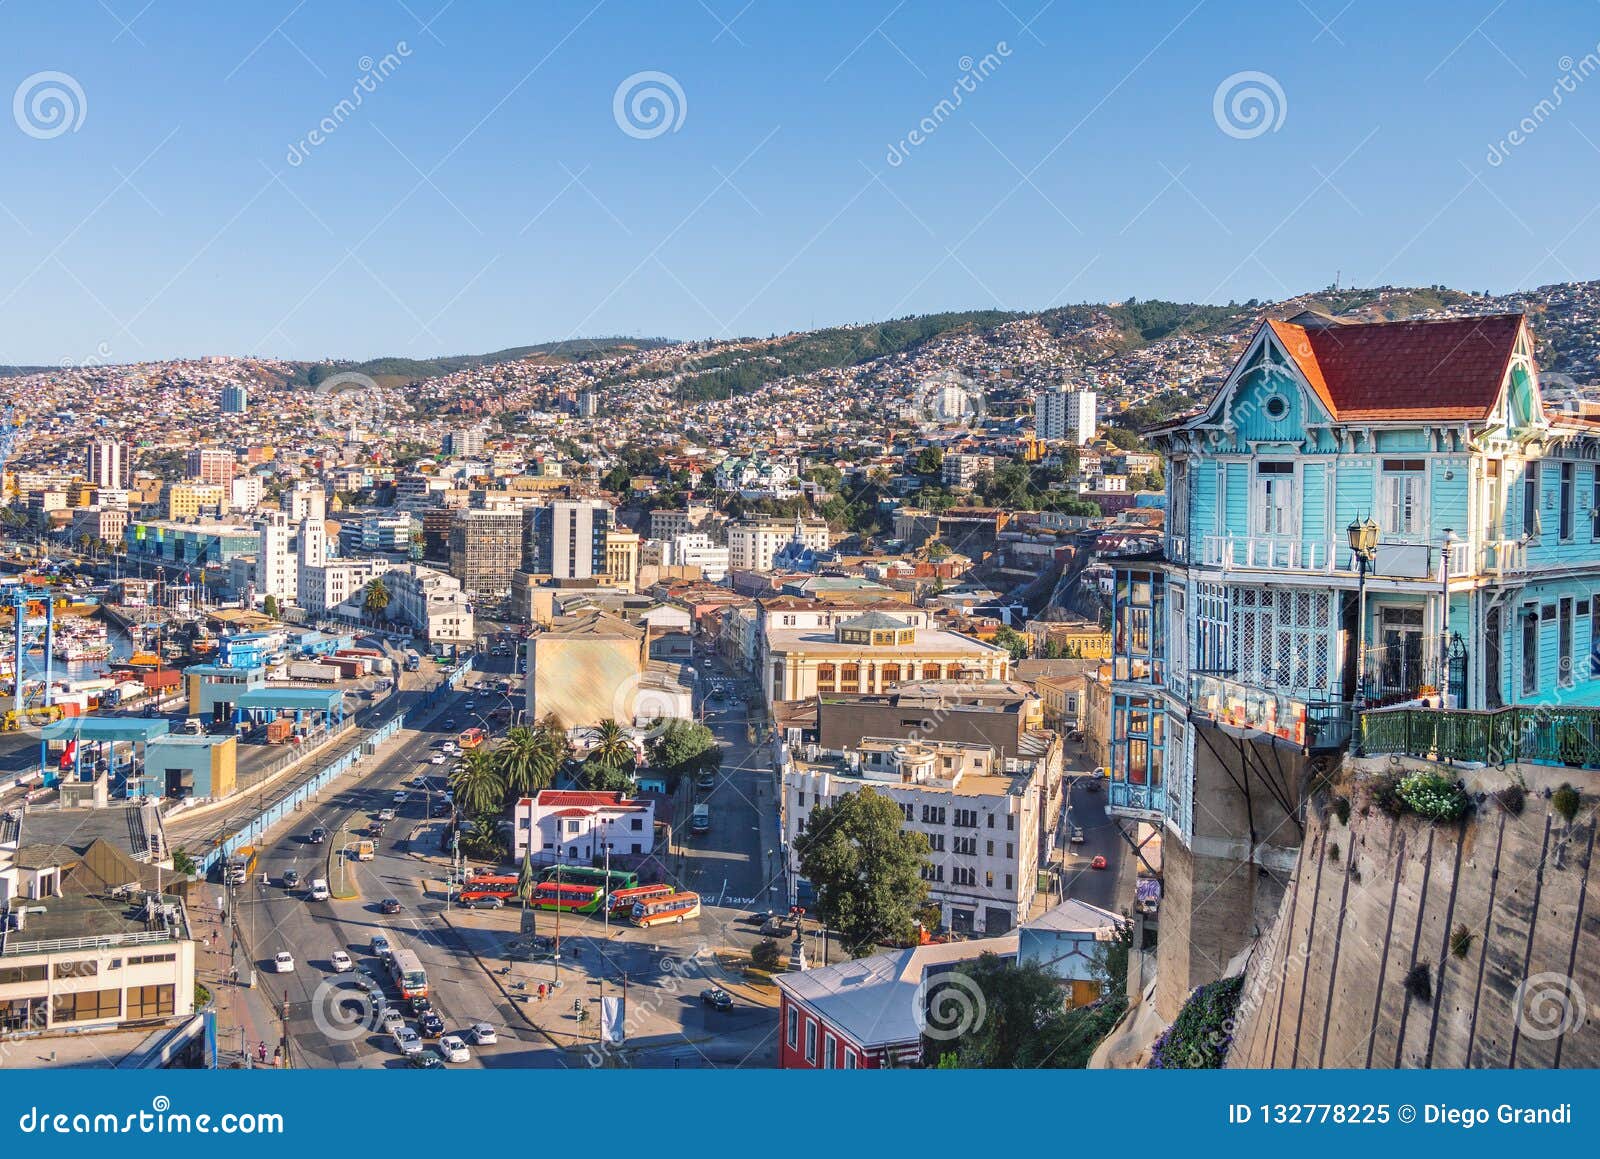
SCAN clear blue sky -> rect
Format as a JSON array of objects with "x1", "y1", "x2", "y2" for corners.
[{"x1": 3, "y1": 1, "x2": 1599, "y2": 363}]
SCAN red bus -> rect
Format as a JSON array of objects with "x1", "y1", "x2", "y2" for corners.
[
  {"x1": 457, "y1": 876, "x2": 518, "y2": 903},
  {"x1": 608, "y1": 882, "x2": 676, "y2": 916},
  {"x1": 630, "y1": 891, "x2": 702, "y2": 928}
]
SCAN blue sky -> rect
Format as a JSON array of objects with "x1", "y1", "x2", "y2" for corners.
[{"x1": 3, "y1": 1, "x2": 1600, "y2": 363}]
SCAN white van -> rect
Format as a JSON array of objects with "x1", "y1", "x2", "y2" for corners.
[
  {"x1": 307, "y1": 878, "x2": 330, "y2": 901},
  {"x1": 691, "y1": 804, "x2": 710, "y2": 834}
]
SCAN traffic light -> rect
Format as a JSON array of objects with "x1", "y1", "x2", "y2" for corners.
[{"x1": 572, "y1": 998, "x2": 582, "y2": 1014}]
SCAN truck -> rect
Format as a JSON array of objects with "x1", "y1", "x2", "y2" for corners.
[
  {"x1": 288, "y1": 660, "x2": 341, "y2": 683},
  {"x1": 404, "y1": 651, "x2": 421, "y2": 672},
  {"x1": 224, "y1": 846, "x2": 258, "y2": 885},
  {"x1": 264, "y1": 718, "x2": 294, "y2": 744}
]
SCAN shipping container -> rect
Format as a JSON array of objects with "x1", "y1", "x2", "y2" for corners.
[
  {"x1": 287, "y1": 661, "x2": 341, "y2": 683},
  {"x1": 265, "y1": 718, "x2": 294, "y2": 744}
]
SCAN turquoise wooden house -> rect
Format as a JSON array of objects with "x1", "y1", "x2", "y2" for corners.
[{"x1": 1107, "y1": 311, "x2": 1600, "y2": 839}]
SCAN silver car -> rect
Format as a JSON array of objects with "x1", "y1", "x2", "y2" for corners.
[{"x1": 393, "y1": 1026, "x2": 422, "y2": 1056}]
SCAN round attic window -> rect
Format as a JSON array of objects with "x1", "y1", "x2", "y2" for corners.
[{"x1": 1263, "y1": 394, "x2": 1289, "y2": 420}]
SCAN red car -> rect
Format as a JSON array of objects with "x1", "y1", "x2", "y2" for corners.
[{"x1": 1090, "y1": 856, "x2": 1108, "y2": 870}]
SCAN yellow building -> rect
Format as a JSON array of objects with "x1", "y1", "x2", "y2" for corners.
[
  {"x1": 604, "y1": 529, "x2": 641, "y2": 594},
  {"x1": 163, "y1": 482, "x2": 226, "y2": 520},
  {"x1": 762, "y1": 610, "x2": 1010, "y2": 703}
]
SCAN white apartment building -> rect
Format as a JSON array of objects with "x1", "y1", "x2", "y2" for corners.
[
  {"x1": 230, "y1": 475, "x2": 264, "y2": 512},
  {"x1": 285, "y1": 482, "x2": 326, "y2": 525},
  {"x1": 662, "y1": 532, "x2": 731, "y2": 582},
  {"x1": 85, "y1": 440, "x2": 131, "y2": 489},
  {"x1": 780, "y1": 736, "x2": 1042, "y2": 936},
  {"x1": 379, "y1": 563, "x2": 473, "y2": 644},
  {"x1": 648, "y1": 504, "x2": 715, "y2": 542},
  {"x1": 727, "y1": 518, "x2": 830, "y2": 572},
  {"x1": 511, "y1": 789, "x2": 656, "y2": 864},
  {"x1": 941, "y1": 453, "x2": 995, "y2": 488},
  {"x1": 1035, "y1": 388, "x2": 1096, "y2": 446},
  {"x1": 256, "y1": 512, "x2": 297, "y2": 604}
]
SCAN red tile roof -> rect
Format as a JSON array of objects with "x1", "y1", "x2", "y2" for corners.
[
  {"x1": 530, "y1": 790, "x2": 635, "y2": 808},
  {"x1": 1265, "y1": 313, "x2": 1525, "y2": 421}
]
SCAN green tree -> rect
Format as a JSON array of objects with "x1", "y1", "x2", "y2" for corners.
[
  {"x1": 449, "y1": 748, "x2": 505, "y2": 816},
  {"x1": 171, "y1": 848, "x2": 197, "y2": 876},
  {"x1": 585, "y1": 719, "x2": 636, "y2": 771},
  {"x1": 795, "y1": 787, "x2": 930, "y2": 956},
  {"x1": 993, "y1": 624, "x2": 1030, "y2": 661},
  {"x1": 262, "y1": 594, "x2": 279, "y2": 619},
  {"x1": 647, "y1": 718, "x2": 721, "y2": 786},
  {"x1": 363, "y1": 577, "x2": 391, "y2": 617},
  {"x1": 914, "y1": 446, "x2": 944, "y2": 477},
  {"x1": 1102, "y1": 427, "x2": 1142, "y2": 451},
  {"x1": 515, "y1": 847, "x2": 538, "y2": 909},
  {"x1": 929, "y1": 954, "x2": 1066, "y2": 1067}
]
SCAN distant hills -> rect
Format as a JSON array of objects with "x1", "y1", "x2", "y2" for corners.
[{"x1": 283, "y1": 336, "x2": 676, "y2": 390}]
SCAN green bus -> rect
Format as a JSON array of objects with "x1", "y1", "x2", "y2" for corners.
[
  {"x1": 538, "y1": 865, "x2": 639, "y2": 893},
  {"x1": 530, "y1": 881, "x2": 606, "y2": 914}
]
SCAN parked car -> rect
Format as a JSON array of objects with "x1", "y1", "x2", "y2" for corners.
[
  {"x1": 380, "y1": 898, "x2": 403, "y2": 915},
  {"x1": 393, "y1": 1027, "x2": 423, "y2": 1056},
  {"x1": 273, "y1": 952, "x2": 295, "y2": 973},
  {"x1": 438, "y1": 1034, "x2": 470, "y2": 1063},
  {"x1": 462, "y1": 894, "x2": 504, "y2": 910},
  {"x1": 372, "y1": 934, "x2": 393, "y2": 958},
  {"x1": 700, "y1": 987, "x2": 733, "y2": 1011},
  {"x1": 329, "y1": 950, "x2": 354, "y2": 973},
  {"x1": 468, "y1": 1022, "x2": 497, "y2": 1045},
  {"x1": 696, "y1": 770, "x2": 716, "y2": 789}
]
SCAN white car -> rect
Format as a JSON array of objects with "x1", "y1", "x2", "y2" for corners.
[
  {"x1": 308, "y1": 878, "x2": 330, "y2": 901},
  {"x1": 273, "y1": 952, "x2": 295, "y2": 974},
  {"x1": 329, "y1": 950, "x2": 354, "y2": 973},
  {"x1": 438, "y1": 1034, "x2": 471, "y2": 1064},
  {"x1": 468, "y1": 1022, "x2": 497, "y2": 1045},
  {"x1": 378, "y1": 808, "x2": 397, "y2": 822},
  {"x1": 393, "y1": 1026, "x2": 422, "y2": 1056},
  {"x1": 381, "y1": 1006, "x2": 405, "y2": 1032},
  {"x1": 429, "y1": 754, "x2": 446, "y2": 765},
  {"x1": 392, "y1": 791, "x2": 408, "y2": 805}
]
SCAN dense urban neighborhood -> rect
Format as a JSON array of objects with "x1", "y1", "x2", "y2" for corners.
[{"x1": 0, "y1": 277, "x2": 1596, "y2": 1071}]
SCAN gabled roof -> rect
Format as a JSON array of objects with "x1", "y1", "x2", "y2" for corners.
[{"x1": 1263, "y1": 313, "x2": 1525, "y2": 421}]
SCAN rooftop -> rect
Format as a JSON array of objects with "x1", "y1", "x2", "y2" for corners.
[{"x1": 0, "y1": 889, "x2": 190, "y2": 957}]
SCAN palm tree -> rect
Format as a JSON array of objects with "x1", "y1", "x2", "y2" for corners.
[
  {"x1": 585, "y1": 718, "x2": 635, "y2": 771},
  {"x1": 494, "y1": 725, "x2": 561, "y2": 802},
  {"x1": 362, "y1": 577, "x2": 391, "y2": 619},
  {"x1": 449, "y1": 748, "x2": 504, "y2": 816}
]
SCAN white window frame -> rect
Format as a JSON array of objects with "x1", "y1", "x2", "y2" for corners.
[
  {"x1": 1251, "y1": 461, "x2": 1298, "y2": 538},
  {"x1": 1378, "y1": 459, "x2": 1428, "y2": 540}
]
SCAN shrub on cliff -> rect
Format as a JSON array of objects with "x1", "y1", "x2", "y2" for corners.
[
  {"x1": 1396, "y1": 771, "x2": 1469, "y2": 822},
  {"x1": 1147, "y1": 974, "x2": 1245, "y2": 1069}
]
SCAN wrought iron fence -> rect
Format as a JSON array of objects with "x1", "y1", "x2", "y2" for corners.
[{"x1": 1359, "y1": 704, "x2": 1600, "y2": 769}]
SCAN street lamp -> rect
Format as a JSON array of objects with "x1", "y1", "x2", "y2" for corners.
[
  {"x1": 1347, "y1": 516, "x2": 1380, "y2": 752},
  {"x1": 1439, "y1": 528, "x2": 1457, "y2": 707}
]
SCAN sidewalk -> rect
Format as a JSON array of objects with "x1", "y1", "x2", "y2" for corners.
[{"x1": 188, "y1": 891, "x2": 279, "y2": 1068}]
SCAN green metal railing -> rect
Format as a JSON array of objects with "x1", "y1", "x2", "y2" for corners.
[{"x1": 1359, "y1": 705, "x2": 1600, "y2": 769}]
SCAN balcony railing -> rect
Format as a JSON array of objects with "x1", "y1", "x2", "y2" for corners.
[
  {"x1": 1107, "y1": 779, "x2": 1164, "y2": 817},
  {"x1": 1480, "y1": 538, "x2": 1528, "y2": 578},
  {"x1": 1201, "y1": 535, "x2": 1338, "y2": 573},
  {"x1": 1359, "y1": 704, "x2": 1600, "y2": 769}
]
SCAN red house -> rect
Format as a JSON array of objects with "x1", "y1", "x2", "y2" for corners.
[{"x1": 774, "y1": 934, "x2": 1017, "y2": 1069}]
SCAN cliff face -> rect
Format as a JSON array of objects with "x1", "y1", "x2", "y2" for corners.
[{"x1": 1228, "y1": 770, "x2": 1598, "y2": 1068}]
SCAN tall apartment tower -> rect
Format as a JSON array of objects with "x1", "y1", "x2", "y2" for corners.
[
  {"x1": 257, "y1": 511, "x2": 298, "y2": 604},
  {"x1": 220, "y1": 384, "x2": 249, "y2": 413},
  {"x1": 522, "y1": 499, "x2": 613, "y2": 580},
  {"x1": 86, "y1": 440, "x2": 131, "y2": 488},
  {"x1": 1035, "y1": 388, "x2": 1097, "y2": 445},
  {"x1": 186, "y1": 447, "x2": 235, "y2": 486},
  {"x1": 449, "y1": 508, "x2": 524, "y2": 600}
]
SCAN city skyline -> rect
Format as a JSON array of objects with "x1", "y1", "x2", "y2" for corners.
[{"x1": 5, "y1": 3, "x2": 1600, "y2": 362}]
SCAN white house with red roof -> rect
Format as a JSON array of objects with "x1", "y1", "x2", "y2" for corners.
[{"x1": 512, "y1": 790, "x2": 656, "y2": 864}]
